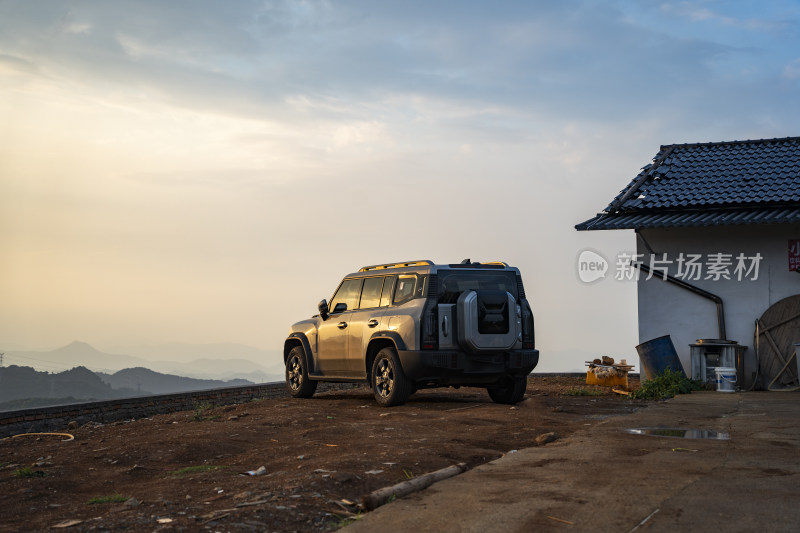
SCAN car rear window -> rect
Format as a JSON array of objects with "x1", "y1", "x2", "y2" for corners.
[{"x1": 437, "y1": 270, "x2": 518, "y2": 304}]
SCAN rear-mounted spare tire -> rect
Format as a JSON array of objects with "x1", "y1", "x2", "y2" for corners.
[{"x1": 457, "y1": 290, "x2": 519, "y2": 352}]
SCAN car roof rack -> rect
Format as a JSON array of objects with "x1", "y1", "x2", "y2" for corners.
[
  {"x1": 449, "y1": 260, "x2": 510, "y2": 269},
  {"x1": 458, "y1": 259, "x2": 509, "y2": 267},
  {"x1": 359, "y1": 260, "x2": 434, "y2": 272}
]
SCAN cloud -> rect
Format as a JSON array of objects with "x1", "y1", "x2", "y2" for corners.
[
  {"x1": 783, "y1": 58, "x2": 800, "y2": 79},
  {"x1": 0, "y1": 52, "x2": 37, "y2": 76},
  {"x1": 1, "y1": 0, "x2": 793, "y2": 134},
  {"x1": 659, "y1": 1, "x2": 796, "y2": 32}
]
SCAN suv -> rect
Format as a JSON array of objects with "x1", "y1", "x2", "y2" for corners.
[{"x1": 284, "y1": 260, "x2": 538, "y2": 406}]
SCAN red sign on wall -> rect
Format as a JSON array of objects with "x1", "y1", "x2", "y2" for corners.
[{"x1": 790, "y1": 239, "x2": 800, "y2": 272}]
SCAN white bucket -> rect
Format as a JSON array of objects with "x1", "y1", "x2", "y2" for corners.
[{"x1": 715, "y1": 367, "x2": 737, "y2": 393}]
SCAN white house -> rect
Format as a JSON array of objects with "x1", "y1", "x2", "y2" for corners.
[{"x1": 577, "y1": 137, "x2": 800, "y2": 390}]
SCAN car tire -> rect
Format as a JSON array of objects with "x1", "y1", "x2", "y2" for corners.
[
  {"x1": 487, "y1": 375, "x2": 527, "y2": 404},
  {"x1": 286, "y1": 346, "x2": 318, "y2": 398},
  {"x1": 372, "y1": 347, "x2": 412, "y2": 407}
]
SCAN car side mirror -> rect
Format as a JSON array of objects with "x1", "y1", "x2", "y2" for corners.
[
  {"x1": 333, "y1": 302, "x2": 348, "y2": 314},
  {"x1": 318, "y1": 299, "x2": 329, "y2": 320}
]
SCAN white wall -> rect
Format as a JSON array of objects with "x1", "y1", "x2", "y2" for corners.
[{"x1": 636, "y1": 223, "x2": 800, "y2": 388}]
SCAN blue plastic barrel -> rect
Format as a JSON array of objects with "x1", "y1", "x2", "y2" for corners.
[{"x1": 636, "y1": 335, "x2": 686, "y2": 380}]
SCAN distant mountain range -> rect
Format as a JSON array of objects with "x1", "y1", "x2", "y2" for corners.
[
  {"x1": 0, "y1": 363, "x2": 263, "y2": 412},
  {"x1": 0, "y1": 365, "x2": 133, "y2": 410},
  {"x1": 96, "y1": 367, "x2": 252, "y2": 395},
  {"x1": 1, "y1": 341, "x2": 285, "y2": 382}
]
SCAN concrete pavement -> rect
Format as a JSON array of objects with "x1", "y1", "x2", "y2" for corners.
[{"x1": 345, "y1": 392, "x2": 800, "y2": 532}]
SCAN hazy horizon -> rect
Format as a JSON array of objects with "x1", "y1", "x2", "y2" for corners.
[
  {"x1": 1, "y1": 339, "x2": 599, "y2": 375},
  {"x1": 3, "y1": 1, "x2": 799, "y2": 372}
]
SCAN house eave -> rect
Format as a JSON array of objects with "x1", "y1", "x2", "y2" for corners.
[{"x1": 575, "y1": 206, "x2": 800, "y2": 231}]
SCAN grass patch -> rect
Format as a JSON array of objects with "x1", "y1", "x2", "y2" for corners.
[
  {"x1": 630, "y1": 368, "x2": 703, "y2": 400},
  {"x1": 88, "y1": 494, "x2": 128, "y2": 504},
  {"x1": 170, "y1": 465, "x2": 226, "y2": 477},
  {"x1": 190, "y1": 402, "x2": 220, "y2": 421},
  {"x1": 563, "y1": 388, "x2": 604, "y2": 397},
  {"x1": 14, "y1": 467, "x2": 47, "y2": 478},
  {"x1": 330, "y1": 512, "x2": 362, "y2": 528},
  {"x1": 191, "y1": 401, "x2": 213, "y2": 421}
]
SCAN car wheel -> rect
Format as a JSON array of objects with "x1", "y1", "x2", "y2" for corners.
[
  {"x1": 372, "y1": 347, "x2": 412, "y2": 407},
  {"x1": 286, "y1": 346, "x2": 318, "y2": 398},
  {"x1": 487, "y1": 375, "x2": 527, "y2": 404}
]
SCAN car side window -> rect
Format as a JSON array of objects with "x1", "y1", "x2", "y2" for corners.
[
  {"x1": 393, "y1": 275, "x2": 417, "y2": 305},
  {"x1": 379, "y1": 276, "x2": 396, "y2": 307},
  {"x1": 329, "y1": 278, "x2": 363, "y2": 313},
  {"x1": 359, "y1": 276, "x2": 384, "y2": 309}
]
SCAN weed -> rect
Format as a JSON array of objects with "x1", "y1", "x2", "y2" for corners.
[
  {"x1": 88, "y1": 494, "x2": 128, "y2": 504},
  {"x1": 563, "y1": 388, "x2": 604, "y2": 397},
  {"x1": 330, "y1": 512, "x2": 362, "y2": 528},
  {"x1": 630, "y1": 368, "x2": 703, "y2": 400},
  {"x1": 191, "y1": 402, "x2": 214, "y2": 421},
  {"x1": 403, "y1": 469, "x2": 414, "y2": 480},
  {"x1": 14, "y1": 467, "x2": 47, "y2": 478},
  {"x1": 170, "y1": 465, "x2": 226, "y2": 477}
]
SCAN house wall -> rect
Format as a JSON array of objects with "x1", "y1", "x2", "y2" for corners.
[{"x1": 636, "y1": 223, "x2": 800, "y2": 389}]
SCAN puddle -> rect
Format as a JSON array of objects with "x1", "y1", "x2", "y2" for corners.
[{"x1": 626, "y1": 428, "x2": 730, "y2": 440}]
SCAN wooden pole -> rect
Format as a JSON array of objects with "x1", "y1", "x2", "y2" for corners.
[{"x1": 361, "y1": 463, "x2": 467, "y2": 511}]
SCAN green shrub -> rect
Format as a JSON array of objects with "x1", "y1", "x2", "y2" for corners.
[{"x1": 630, "y1": 368, "x2": 703, "y2": 400}]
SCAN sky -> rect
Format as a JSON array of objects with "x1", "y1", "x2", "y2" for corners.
[{"x1": 1, "y1": 0, "x2": 799, "y2": 371}]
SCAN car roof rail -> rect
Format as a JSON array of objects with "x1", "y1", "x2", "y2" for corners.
[
  {"x1": 359, "y1": 260, "x2": 434, "y2": 272},
  {"x1": 458, "y1": 259, "x2": 509, "y2": 267}
]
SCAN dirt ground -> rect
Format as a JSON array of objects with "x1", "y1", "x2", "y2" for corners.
[{"x1": 0, "y1": 375, "x2": 641, "y2": 532}]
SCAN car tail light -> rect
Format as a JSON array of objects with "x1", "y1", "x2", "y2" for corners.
[
  {"x1": 521, "y1": 299, "x2": 535, "y2": 350},
  {"x1": 421, "y1": 275, "x2": 439, "y2": 350},
  {"x1": 421, "y1": 302, "x2": 438, "y2": 350}
]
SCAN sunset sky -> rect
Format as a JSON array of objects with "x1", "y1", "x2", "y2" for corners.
[{"x1": 2, "y1": 1, "x2": 799, "y2": 371}]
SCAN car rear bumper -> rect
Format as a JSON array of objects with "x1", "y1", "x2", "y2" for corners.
[{"x1": 397, "y1": 349, "x2": 539, "y2": 385}]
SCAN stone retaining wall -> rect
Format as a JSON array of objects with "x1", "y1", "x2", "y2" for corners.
[
  {"x1": 0, "y1": 383, "x2": 287, "y2": 439},
  {"x1": 0, "y1": 373, "x2": 602, "y2": 439}
]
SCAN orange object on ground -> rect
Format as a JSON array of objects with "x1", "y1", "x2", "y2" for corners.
[{"x1": 586, "y1": 368, "x2": 628, "y2": 388}]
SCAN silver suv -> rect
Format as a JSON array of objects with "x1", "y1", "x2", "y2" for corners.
[{"x1": 284, "y1": 260, "x2": 539, "y2": 406}]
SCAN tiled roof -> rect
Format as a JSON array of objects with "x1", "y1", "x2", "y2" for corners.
[
  {"x1": 576, "y1": 136, "x2": 800, "y2": 231},
  {"x1": 577, "y1": 206, "x2": 800, "y2": 231}
]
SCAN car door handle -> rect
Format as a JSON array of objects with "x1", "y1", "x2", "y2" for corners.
[
  {"x1": 337, "y1": 322, "x2": 348, "y2": 329},
  {"x1": 368, "y1": 319, "x2": 379, "y2": 328}
]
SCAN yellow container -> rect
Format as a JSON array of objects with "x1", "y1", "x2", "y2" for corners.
[{"x1": 586, "y1": 369, "x2": 628, "y2": 388}]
